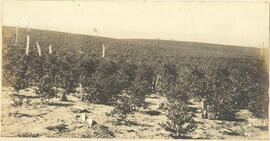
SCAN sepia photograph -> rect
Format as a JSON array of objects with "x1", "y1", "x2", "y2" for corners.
[{"x1": 1, "y1": 0, "x2": 269, "y2": 140}]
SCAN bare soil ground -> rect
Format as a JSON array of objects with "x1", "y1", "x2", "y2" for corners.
[{"x1": 1, "y1": 86, "x2": 268, "y2": 139}]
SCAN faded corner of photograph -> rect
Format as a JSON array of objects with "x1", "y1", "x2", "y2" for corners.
[{"x1": 1, "y1": 0, "x2": 269, "y2": 140}]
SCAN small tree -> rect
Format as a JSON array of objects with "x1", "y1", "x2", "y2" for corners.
[
  {"x1": 189, "y1": 66, "x2": 239, "y2": 120},
  {"x1": 110, "y1": 94, "x2": 137, "y2": 123},
  {"x1": 110, "y1": 62, "x2": 153, "y2": 122},
  {"x1": 83, "y1": 59, "x2": 123, "y2": 105},
  {"x1": 160, "y1": 63, "x2": 196, "y2": 137},
  {"x1": 34, "y1": 55, "x2": 59, "y2": 99},
  {"x1": 3, "y1": 54, "x2": 32, "y2": 92},
  {"x1": 54, "y1": 56, "x2": 79, "y2": 101},
  {"x1": 163, "y1": 100, "x2": 196, "y2": 137}
]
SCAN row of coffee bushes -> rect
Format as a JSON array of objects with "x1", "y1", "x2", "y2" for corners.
[
  {"x1": 3, "y1": 48, "x2": 155, "y2": 119},
  {"x1": 158, "y1": 58, "x2": 267, "y2": 137}
]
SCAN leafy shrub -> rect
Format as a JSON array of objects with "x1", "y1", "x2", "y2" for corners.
[
  {"x1": 3, "y1": 55, "x2": 32, "y2": 91},
  {"x1": 109, "y1": 63, "x2": 153, "y2": 121},
  {"x1": 159, "y1": 63, "x2": 192, "y2": 102},
  {"x1": 189, "y1": 66, "x2": 240, "y2": 120},
  {"x1": 240, "y1": 61, "x2": 269, "y2": 118},
  {"x1": 34, "y1": 55, "x2": 59, "y2": 98},
  {"x1": 53, "y1": 56, "x2": 80, "y2": 101},
  {"x1": 110, "y1": 94, "x2": 137, "y2": 122},
  {"x1": 127, "y1": 63, "x2": 154, "y2": 107},
  {"x1": 207, "y1": 59, "x2": 268, "y2": 119},
  {"x1": 163, "y1": 100, "x2": 196, "y2": 137},
  {"x1": 158, "y1": 63, "x2": 179, "y2": 96},
  {"x1": 158, "y1": 63, "x2": 196, "y2": 137},
  {"x1": 83, "y1": 59, "x2": 124, "y2": 105},
  {"x1": 35, "y1": 74, "x2": 59, "y2": 99}
]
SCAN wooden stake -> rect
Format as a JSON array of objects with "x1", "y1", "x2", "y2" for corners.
[
  {"x1": 155, "y1": 74, "x2": 160, "y2": 92},
  {"x1": 202, "y1": 99, "x2": 208, "y2": 119},
  {"x1": 79, "y1": 75, "x2": 84, "y2": 101},
  {"x1": 48, "y1": 44, "x2": 52, "y2": 54},
  {"x1": 36, "y1": 41, "x2": 42, "y2": 56},
  {"x1": 25, "y1": 24, "x2": 30, "y2": 55},
  {"x1": 26, "y1": 35, "x2": 30, "y2": 55},
  {"x1": 102, "y1": 44, "x2": 106, "y2": 58}
]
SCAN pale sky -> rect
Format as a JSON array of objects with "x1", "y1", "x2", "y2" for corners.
[{"x1": 2, "y1": 0, "x2": 269, "y2": 48}]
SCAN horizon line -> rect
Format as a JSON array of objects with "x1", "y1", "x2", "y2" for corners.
[{"x1": 2, "y1": 25, "x2": 263, "y2": 49}]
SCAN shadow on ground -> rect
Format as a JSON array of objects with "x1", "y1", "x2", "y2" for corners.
[
  {"x1": 143, "y1": 110, "x2": 162, "y2": 116},
  {"x1": 47, "y1": 102, "x2": 74, "y2": 107}
]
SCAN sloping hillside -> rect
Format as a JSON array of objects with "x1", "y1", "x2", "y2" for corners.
[
  {"x1": 2, "y1": 26, "x2": 257, "y2": 60},
  {"x1": 2, "y1": 26, "x2": 268, "y2": 139}
]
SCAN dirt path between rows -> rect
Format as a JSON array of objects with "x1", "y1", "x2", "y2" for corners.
[
  {"x1": 1, "y1": 87, "x2": 268, "y2": 139},
  {"x1": 187, "y1": 99, "x2": 268, "y2": 139}
]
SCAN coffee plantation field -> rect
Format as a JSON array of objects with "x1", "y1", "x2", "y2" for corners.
[{"x1": 1, "y1": 26, "x2": 269, "y2": 139}]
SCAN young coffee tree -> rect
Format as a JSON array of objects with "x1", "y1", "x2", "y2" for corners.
[
  {"x1": 76, "y1": 56, "x2": 99, "y2": 101},
  {"x1": 34, "y1": 55, "x2": 59, "y2": 99},
  {"x1": 110, "y1": 94, "x2": 137, "y2": 123},
  {"x1": 229, "y1": 59, "x2": 269, "y2": 118},
  {"x1": 160, "y1": 63, "x2": 196, "y2": 137},
  {"x1": 83, "y1": 59, "x2": 124, "y2": 105},
  {"x1": 190, "y1": 64, "x2": 239, "y2": 120},
  {"x1": 158, "y1": 63, "x2": 178, "y2": 96},
  {"x1": 3, "y1": 54, "x2": 32, "y2": 92},
  {"x1": 110, "y1": 62, "x2": 154, "y2": 122},
  {"x1": 163, "y1": 100, "x2": 196, "y2": 137},
  {"x1": 129, "y1": 63, "x2": 154, "y2": 107},
  {"x1": 54, "y1": 55, "x2": 80, "y2": 101}
]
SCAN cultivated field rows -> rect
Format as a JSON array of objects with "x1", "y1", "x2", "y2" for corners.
[{"x1": 2, "y1": 26, "x2": 269, "y2": 139}]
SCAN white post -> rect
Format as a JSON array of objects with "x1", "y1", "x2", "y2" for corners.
[
  {"x1": 25, "y1": 24, "x2": 30, "y2": 55},
  {"x1": 26, "y1": 35, "x2": 30, "y2": 55},
  {"x1": 36, "y1": 41, "x2": 42, "y2": 56},
  {"x1": 79, "y1": 84, "x2": 82, "y2": 93},
  {"x1": 155, "y1": 74, "x2": 160, "y2": 94},
  {"x1": 48, "y1": 44, "x2": 52, "y2": 54},
  {"x1": 102, "y1": 44, "x2": 106, "y2": 58},
  {"x1": 202, "y1": 99, "x2": 208, "y2": 119},
  {"x1": 15, "y1": 23, "x2": 19, "y2": 46}
]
